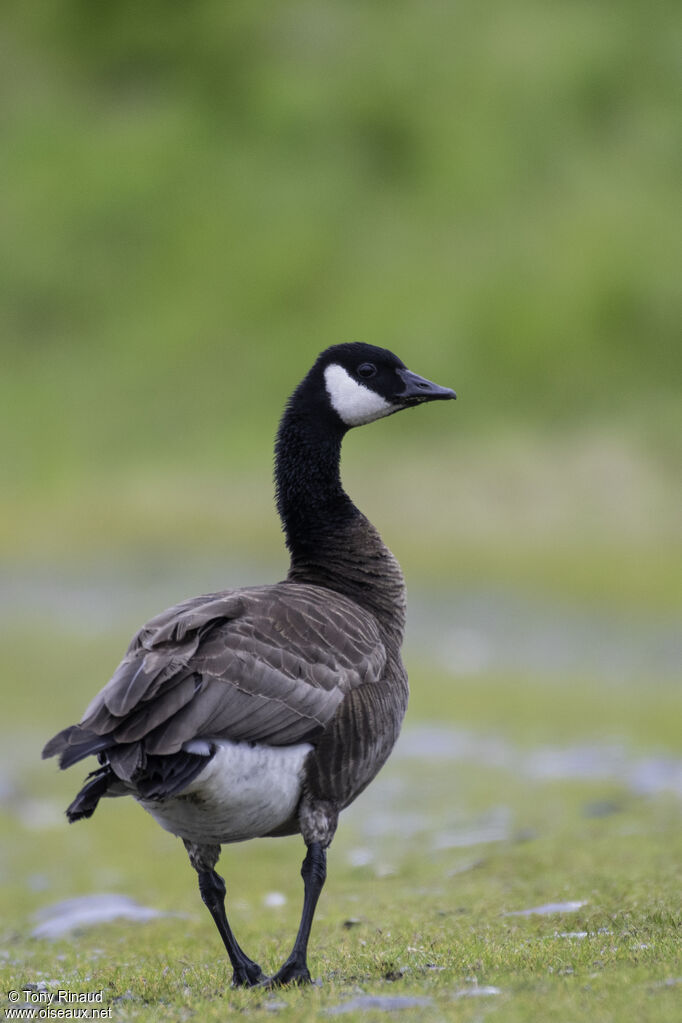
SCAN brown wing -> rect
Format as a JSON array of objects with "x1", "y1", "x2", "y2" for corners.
[{"x1": 43, "y1": 582, "x2": 386, "y2": 780}]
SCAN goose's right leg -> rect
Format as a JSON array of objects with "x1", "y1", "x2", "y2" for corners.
[
  {"x1": 197, "y1": 869, "x2": 264, "y2": 986},
  {"x1": 186, "y1": 842, "x2": 264, "y2": 988}
]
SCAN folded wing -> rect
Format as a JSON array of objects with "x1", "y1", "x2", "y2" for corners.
[{"x1": 43, "y1": 583, "x2": 386, "y2": 786}]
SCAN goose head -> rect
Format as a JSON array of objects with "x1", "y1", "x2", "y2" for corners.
[{"x1": 299, "y1": 342, "x2": 456, "y2": 430}]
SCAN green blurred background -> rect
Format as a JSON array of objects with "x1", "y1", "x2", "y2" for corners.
[{"x1": 2, "y1": 0, "x2": 680, "y2": 620}]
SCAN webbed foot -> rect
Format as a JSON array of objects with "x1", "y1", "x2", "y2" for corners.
[
  {"x1": 261, "y1": 956, "x2": 312, "y2": 987},
  {"x1": 232, "y1": 960, "x2": 266, "y2": 987}
]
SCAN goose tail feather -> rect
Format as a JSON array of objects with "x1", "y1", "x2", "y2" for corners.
[{"x1": 66, "y1": 766, "x2": 115, "y2": 822}]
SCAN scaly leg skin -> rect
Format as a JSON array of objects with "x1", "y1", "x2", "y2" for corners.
[
  {"x1": 198, "y1": 868, "x2": 265, "y2": 987},
  {"x1": 265, "y1": 842, "x2": 327, "y2": 987}
]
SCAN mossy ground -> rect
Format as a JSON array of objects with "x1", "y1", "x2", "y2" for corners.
[{"x1": 2, "y1": 619, "x2": 680, "y2": 1022}]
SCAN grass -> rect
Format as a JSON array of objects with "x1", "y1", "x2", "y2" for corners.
[
  {"x1": 2, "y1": 619, "x2": 680, "y2": 1021},
  {"x1": 1, "y1": 430, "x2": 680, "y2": 1020},
  {"x1": 2, "y1": 426, "x2": 679, "y2": 1021}
]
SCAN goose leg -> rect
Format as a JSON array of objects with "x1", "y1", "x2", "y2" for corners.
[
  {"x1": 266, "y1": 841, "x2": 326, "y2": 986},
  {"x1": 198, "y1": 868, "x2": 265, "y2": 987}
]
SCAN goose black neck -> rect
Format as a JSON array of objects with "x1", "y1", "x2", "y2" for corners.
[
  {"x1": 274, "y1": 401, "x2": 406, "y2": 639},
  {"x1": 275, "y1": 403, "x2": 354, "y2": 554}
]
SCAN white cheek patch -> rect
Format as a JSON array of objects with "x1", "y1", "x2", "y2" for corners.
[{"x1": 324, "y1": 364, "x2": 396, "y2": 426}]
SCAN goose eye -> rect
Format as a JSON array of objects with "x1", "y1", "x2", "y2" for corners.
[{"x1": 357, "y1": 362, "x2": 377, "y2": 379}]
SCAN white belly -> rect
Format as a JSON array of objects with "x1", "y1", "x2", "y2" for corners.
[{"x1": 137, "y1": 740, "x2": 313, "y2": 845}]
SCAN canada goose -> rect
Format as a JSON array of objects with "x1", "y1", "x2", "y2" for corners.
[{"x1": 43, "y1": 342, "x2": 455, "y2": 987}]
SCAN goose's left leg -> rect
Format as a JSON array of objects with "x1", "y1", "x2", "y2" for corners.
[
  {"x1": 266, "y1": 800, "x2": 338, "y2": 987},
  {"x1": 266, "y1": 841, "x2": 327, "y2": 986}
]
